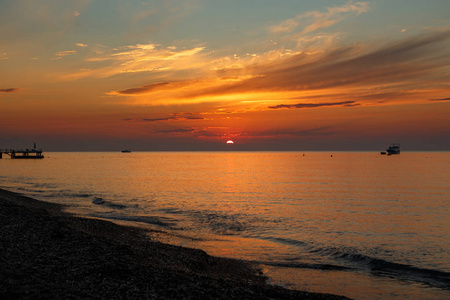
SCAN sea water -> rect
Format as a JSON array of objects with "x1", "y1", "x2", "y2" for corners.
[{"x1": 1, "y1": 152, "x2": 449, "y2": 299}]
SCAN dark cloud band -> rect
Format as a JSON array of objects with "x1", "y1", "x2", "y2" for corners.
[
  {"x1": 269, "y1": 101, "x2": 356, "y2": 109},
  {"x1": 0, "y1": 88, "x2": 18, "y2": 93}
]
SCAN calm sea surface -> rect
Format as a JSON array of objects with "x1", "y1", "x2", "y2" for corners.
[{"x1": 1, "y1": 152, "x2": 449, "y2": 299}]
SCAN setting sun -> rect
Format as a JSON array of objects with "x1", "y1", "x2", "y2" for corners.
[
  {"x1": 0, "y1": 1, "x2": 448, "y2": 151},
  {"x1": 1, "y1": 1, "x2": 449, "y2": 299}
]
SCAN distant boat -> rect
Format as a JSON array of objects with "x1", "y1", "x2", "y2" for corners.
[
  {"x1": 121, "y1": 149, "x2": 132, "y2": 153},
  {"x1": 386, "y1": 144, "x2": 400, "y2": 155}
]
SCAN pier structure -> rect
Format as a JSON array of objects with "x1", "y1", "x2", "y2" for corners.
[{"x1": 0, "y1": 146, "x2": 44, "y2": 159}]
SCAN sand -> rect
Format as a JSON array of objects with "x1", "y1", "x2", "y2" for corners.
[{"x1": 0, "y1": 188, "x2": 350, "y2": 299}]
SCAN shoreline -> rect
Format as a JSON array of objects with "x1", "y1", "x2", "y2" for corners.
[{"x1": 0, "y1": 188, "x2": 349, "y2": 299}]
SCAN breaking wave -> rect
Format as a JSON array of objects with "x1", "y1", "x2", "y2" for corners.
[
  {"x1": 310, "y1": 246, "x2": 450, "y2": 289},
  {"x1": 90, "y1": 213, "x2": 177, "y2": 229},
  {"x1": 92, "y1": 196, "x2": 129, "y2": 209},
  {"x1": 260, "y1": 261, "x2": 351, "y2": 271},
  {"x1": 248, "y1": 234, "x2": 450, "y2": 290}
]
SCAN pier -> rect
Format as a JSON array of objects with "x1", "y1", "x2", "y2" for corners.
[{"x1": 0, "y1": 147, "x2": 44, "y2": 159}]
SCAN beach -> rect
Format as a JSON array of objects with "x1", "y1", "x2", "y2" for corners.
[{"x1": 0, "y1": 188, "x2": 349, "y2": 299}]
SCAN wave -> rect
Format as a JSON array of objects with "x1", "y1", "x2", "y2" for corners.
[
  {"x1": 45, "y1": 191, "x2": 94, "y2": 199},
  {"x1": 195, "y1": 212, "x2": 250, "y2": 235},
  {"x1": 158, "y1": 208, "x2": 249, "y2": 235},
  {"x1": 184, "y1": 210, "x2": 284, "y2": 236},
  {"x1": 90, "y1": 213, "x2": 177, "y2": 229},
  {"x1": 92, "y1": 197, "x2": 128, "y2": 209},
  {"x1": 71, "y1": 193, "x2": 92, "y2": 198},
  {"x1": 15, "y1": 187, "x2": 47, "y2": 194},
  {"x1": 158, "y1": 207, "x2": 185, "y2": 214},
  {"x1": 249, "y1": 235, "x2": 450, "y2": 290},
  {"x1": 261, "y1": 261, "x2": 351, "y2": 271},
  {"x1": 256, "y1": 236, "x2": 308, "y2": 247},
  {"x1": 31, "y1": 182, "x2": 59, "y2": 189},
  {"x1": 313, "y1": 247, "x2": 450, "y2": 290}
]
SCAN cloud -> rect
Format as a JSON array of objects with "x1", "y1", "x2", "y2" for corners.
[
  {"x1": 180, "y1": 30, "x2": 450, "y2": 103},
  {"x1": 269, "y1": 101, "x2": 356, "y2": 109},
  {"x1": 0, "y1": 1, "x2": 90, "y2": 48},
  {"x1": 62, "y1": 43, "x2": 208, "y2": 80},
  {"x1": 75, "y1": 43, "x2": 88, "y2": 47},
  {"x1": 0, "y1": 53, "x2": 8, "y2": 60},
  {"x1": 154, "y1": 128, "x2": 196, "y2": 134},
  {"x1": 270, "y1": 19, "x2": 299, "y2": 34},
  {"x1": 170, "y1": 112, "x2": 204, "y2": 120},
  {"x1": 430, "y1": 97, "x2": 450, "y2": 101},
  {"x1": 55, "y1": 50, "x2": 77, "y2": 56},
  {"x1": 103, "y1": 30, "x2": 450, "y2": 111},
  {"x1": 114, "y1": 82, "x2": 171, "y2": 95},
  {"x1": 126, "y1": 112, "x2": 204, "y2": 122},
  {"x1": 103, "y1": 29, "x2": 450, "y2": 112},
  {"x1": 269, "y1": 1, "x2": 369, "y2": 34},
  {"x1": 262, "y1": 127, "x2": 335, "y2": 137},
  {"x1": 142, "y1": 117, "x2": 174, "y2": 122},
  {"x1": 0, "y1": 88, "x2": 18, "y2": 93}
]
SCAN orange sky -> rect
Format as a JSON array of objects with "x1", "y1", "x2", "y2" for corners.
[{"x1": 1, "y1": 1, "x2": 449, "y2": 150}]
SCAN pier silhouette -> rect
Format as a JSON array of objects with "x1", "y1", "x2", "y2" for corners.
[{"x1": 0, "y1": 143, "x2": 44, "y2": 159}]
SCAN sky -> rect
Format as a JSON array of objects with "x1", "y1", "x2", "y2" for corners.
[{"x1": 1, "y1": 0, "x2": 449, "y2": 151}]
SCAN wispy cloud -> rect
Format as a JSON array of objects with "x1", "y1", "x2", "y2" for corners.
[
  {"x1": 154, "y1": 128, "x2": 196, "y2": 134},
  {"x1": 62, "y1": 43, "x2": 208, "y2": 80},
  {"x1": 0, "y1": 1, "x2": 90, "y2": 46},
  {"x1": 109, "y1": 29, "x2": 450, "y2": 111},
  {"x1": 430, "y1": 97, "x2": 450, "y2": 101},
  {"x1": 0, "y1": 88, "x2": 18, "y2": 93},
  {"x1": 110, "y1": 80, "x2": 209, "y2": 96},
  {"x1": 181, "y1": 30, "x2": 450, "y2": 103},
  {"x1": 115, "y1": 82, "x2": 171, "y2": 95},
  {"x1": 254, "y1": 127, "x2": 335, "y2": 137},
  {"x1": 75, "y1": 43, "x2": 88, "y2": 47},
  {"x1": 125, "y1": 112, "x2": 204, "y2": 122},
  {"x1": 0, "y1": 53, "x2": 8, "y2": 60},
  {"x1": 55, "y1": 50, "x2": 77, "y2": 57},
  {"x1": 269, "y1": 101, "x2": 356, "y2": 109},
  {"x1": 269, "y1": 1, "x2": 369, "y2": 34}
]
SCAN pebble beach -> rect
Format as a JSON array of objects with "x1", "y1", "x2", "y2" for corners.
[{"x1": 0, "y1": 188, "x2": 349, "y2": 299}]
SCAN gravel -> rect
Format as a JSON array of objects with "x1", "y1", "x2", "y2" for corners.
[{"x1": 0, "y1": 188, "x2": 350, "y2": 299}]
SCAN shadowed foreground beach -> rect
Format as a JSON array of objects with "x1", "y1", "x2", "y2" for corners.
[{"x1": 0, "y1": 188, "x2": 349, "y2": 299}]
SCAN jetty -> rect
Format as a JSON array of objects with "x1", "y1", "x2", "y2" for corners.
[{"x1": 0, "y1": 143, "x2": 44, "y2": 159}]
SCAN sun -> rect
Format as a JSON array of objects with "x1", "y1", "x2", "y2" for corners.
[{"x1": 226, "y1": 140, "x2": 234, "y2": 144}]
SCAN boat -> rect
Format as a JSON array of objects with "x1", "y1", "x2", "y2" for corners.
[
  {"x1": 121, "y1": 149, "x2": 131, "y2": 153},
  {"x1": 386, "y1": 144, "x2": 400, "y2": 155}
]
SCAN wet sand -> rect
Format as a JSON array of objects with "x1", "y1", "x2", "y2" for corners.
[{"x1": 0, "y1": 188, "x2": 350, "y2": 299}]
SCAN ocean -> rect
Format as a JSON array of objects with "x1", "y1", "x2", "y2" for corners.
[{"x1": 1, "y1": 152, "x2": 449, "y2": 299}]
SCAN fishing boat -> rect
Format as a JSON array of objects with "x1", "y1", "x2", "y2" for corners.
[
  {"x1": 121, "y1": 149, "x2": 132, "y2": 153},
  {"x1": 386, "y1": 144, "x2": 400, "y2": 155}
]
